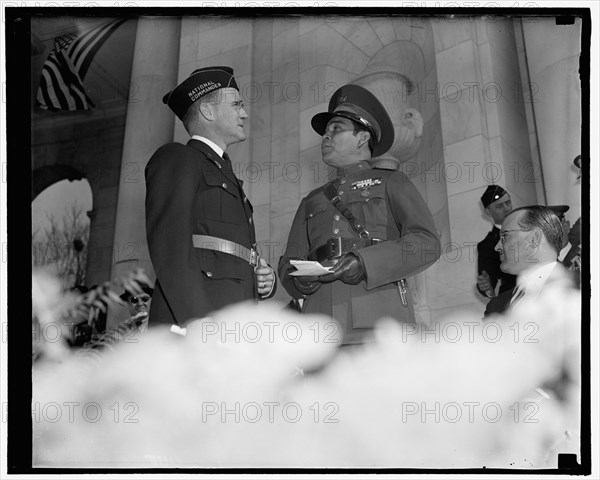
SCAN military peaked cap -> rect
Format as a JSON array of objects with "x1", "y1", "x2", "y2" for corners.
[{"x1": 311, "y1": 84, "x2": 394, "y2": 157}]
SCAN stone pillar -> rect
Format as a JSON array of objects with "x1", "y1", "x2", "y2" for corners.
[
  {"x1": 430, "y1": 17, "x2": 537, "y2": 319},
  {"x1": 520, "y1": 18, "x2": 582, "y2": 222},
  {"x1": 110, "y1": 17, "x2": 181, "y2": 284}
]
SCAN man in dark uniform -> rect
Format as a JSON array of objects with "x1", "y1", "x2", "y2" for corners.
[
  {"x1": 476, "y1": 185, "x2": 516, "y2": 299},
  {"x1": 278, "y1": 84, "x2": 441, "y2": 345},
  {"x1": 145, "y1": 66, "x2": 276, "y2": 329}
]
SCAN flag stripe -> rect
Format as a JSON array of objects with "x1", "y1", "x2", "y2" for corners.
[
  {"x1": 48, "y1": 55, "x2": 79, "y2": 110},
  {"x1": 68, "y1": 23, "x2": 107, "y2": 68},
  {"x1": 36, "y1": 19, "x2": 126, "y2": 112},
  {"x1": 77, "y1": 20, "x2": 127, "y2": 80},
  {"x1": 70, "y1": 19, "x2": 126, "y2": 78},
  {"x1": 54, "y1": 51, "x2": 88, "y2": 110},
  {"x1": 37, "y1": 73, "x2": 58, "y2": 111},
  {"x1": 43, "y1": 58, "x2": 70, "y2": 110},
  {"x1": 44, "y1": 52, "x2": 89, "y2": 111}
]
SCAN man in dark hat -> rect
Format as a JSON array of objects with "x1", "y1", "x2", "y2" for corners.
[
  {"x1": 120, "y1": 283, "x2": 154, "y2": 332},
  {"x1": 145, "y1": 66, "x2": 276, "y2": 329},
  {"x1": 476, "y1": 185, "x2": 516, "y2": 299},
  {"x1": 278, "y1": 84, "x2": 441, "y2": 346}
]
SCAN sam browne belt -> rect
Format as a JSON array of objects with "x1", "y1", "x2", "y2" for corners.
[
  {"x1": 319, "y1": 180, "x2": 408, "y2": 308},
  {"x1": 309, "y1": 236, "x2": 382, "y2": 262}
]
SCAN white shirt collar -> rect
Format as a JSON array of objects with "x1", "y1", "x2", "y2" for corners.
[
  {"x1": 191, "y1": 135, "x2": 224, "y2": 158},
  {"x1": 516, "y1": 261, "x2": 558, "y2": 296},
  {"x1": 557, "y1": 242, "x2": 572, "y2": 262}
]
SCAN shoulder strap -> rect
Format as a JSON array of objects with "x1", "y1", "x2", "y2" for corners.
[{"x1": 323, "y1": 182, "x2": 370, "y2": 238}]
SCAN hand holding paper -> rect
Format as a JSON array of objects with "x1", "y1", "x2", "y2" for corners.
[{"x1": 289, "y1": 260, "x2": 334, "y2": 277}]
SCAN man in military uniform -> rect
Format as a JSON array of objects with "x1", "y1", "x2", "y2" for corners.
[
  {"x1": 278, "y1": 84, "x2": 441, "y2": 345},
  {"x1": 145, "y1": 66, "x2": 276, "y2": 329},
  {"x1": 476, "y1": 185, "x2": 517, "y2": 299}
]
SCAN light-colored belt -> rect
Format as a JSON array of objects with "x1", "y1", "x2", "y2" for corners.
[{"x1": 192, "y1": 234, "x2": 259, "y2": 267}]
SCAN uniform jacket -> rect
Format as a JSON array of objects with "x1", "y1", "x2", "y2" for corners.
[
  {"x1": 278, "y1": 161, "x2": 441, "y2": 344},
  {"x1": 477, "y1": 226, "x2": 516, "y2": 297},
  {"x1": 145, "y1": 139, "x2": 268, "y2": 327}
]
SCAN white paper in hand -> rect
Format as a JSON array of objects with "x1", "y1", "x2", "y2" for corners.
[{"x1": 289, "y1": 260, "x2": 333, "y2": 276}]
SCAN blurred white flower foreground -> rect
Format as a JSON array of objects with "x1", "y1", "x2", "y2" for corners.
[{"x1": 32, "y1": 272, "x2": 580, "y2": 468}]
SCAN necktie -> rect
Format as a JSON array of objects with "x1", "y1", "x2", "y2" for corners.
[
  {"x1": 222, "y1": 152, "x2": 239, "y2": 186},
  {"x1": 222, "y1": 152, "x2": 247, "y2": 201},
  {"x1": 221, "y1": 152, "x2": 233, "y2": 170},
  {"x1": 510, "y1": 285, "x2": 526, "y2": 305}
]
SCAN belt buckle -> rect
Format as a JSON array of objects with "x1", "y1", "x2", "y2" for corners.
[
  {"x1": 328, "y1": 237, "x2": 343, "y2": 258},
  {"x1": 249, "y1": 248, "x2": 259, "y2": 267}
]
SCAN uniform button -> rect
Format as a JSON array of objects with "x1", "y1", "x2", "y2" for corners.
[
  {"x1": 333, "y1": 228, "x2": 339, "y2": 234},
  {"x1": 308, "y1": 213, "x2": 314, "y2": 218},
  {"x1": 222, "y1": 183, "x2": 228, "y2": 189},
  {"x1": 338, "y1": 190, "x2": 344, "y2": 196},
  {"x1": 340, "y1": 179, "x2": 346, "y2": 184},
  {"x1": 206, "y1": 272, "x2": 213, "y2": 277},
  {"x1": 249, "y1": 218, "x2": 253, "y2": 224},
  {"x1": 334, "y1": 214, "x2": 340, "y2": 221}
]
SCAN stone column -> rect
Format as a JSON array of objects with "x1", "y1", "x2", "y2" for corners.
[
  {"x1": 520, "y1": 17, "x2": 582, "y2": 222},
  {"x1": 110, "y1": 17, "x2": 181, "y2": 283}
]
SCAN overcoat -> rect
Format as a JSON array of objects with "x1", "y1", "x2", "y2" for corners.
[
  {"x1": 278, "y1": 160, "x2": 441, "y2": 344},
  {"x1": 145, "y1": 139, "x2": 261, "y2": 327}
]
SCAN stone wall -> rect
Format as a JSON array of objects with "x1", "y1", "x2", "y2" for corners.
[
  {"x1": 32, "y1": 14, "x2": 579, "y2": 326},
  {"x1": 174, "y1": 15, "x2": 451, "y2": 318},
  {"x1": 425, "y1": 16, "x2": 539, "y2": 320}
]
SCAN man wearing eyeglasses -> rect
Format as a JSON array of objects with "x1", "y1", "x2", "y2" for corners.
[
  {"x1": 476, "y1": 185, "x2": 517, "y2": 299},
  {"x1": 484, "y1": 206, "x2": 569, "y2": 317},
  {"x1": 146, "y1": 66, "x2": 276, "y2": 330},
  {"x1": 119, "y1": 283, "x2": 154, "y2": 333}
]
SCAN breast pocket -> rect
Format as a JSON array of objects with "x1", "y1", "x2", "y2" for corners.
[
  {"x1": 202, "y1": 174, "x2": 246, "y2": 225},
  {"x1": 304, "y1": 198, "x2": 332, "y2": 248},
  {"x1": 351, "y1": 185, "x2": 388, "y2": 233}
]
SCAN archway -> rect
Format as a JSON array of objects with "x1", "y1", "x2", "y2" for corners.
[{"x1": 32, "y1": 169, "x2": 93, "y2": 289}]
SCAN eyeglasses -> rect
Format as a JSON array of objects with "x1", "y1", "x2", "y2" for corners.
[
  {"x1": 128, "y1": 295, "x2": 151, "y2": 305},
  {"x1": 499, "y1": 229, "x2": 527, "y2": 244},
  {"x1": 207, "y1": 100, "x2": 245, "y2": 110}
]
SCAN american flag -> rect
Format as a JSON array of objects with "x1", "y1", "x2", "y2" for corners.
[{"x1": 36, "y1": 19, "x2": 127, "y2": 112}]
